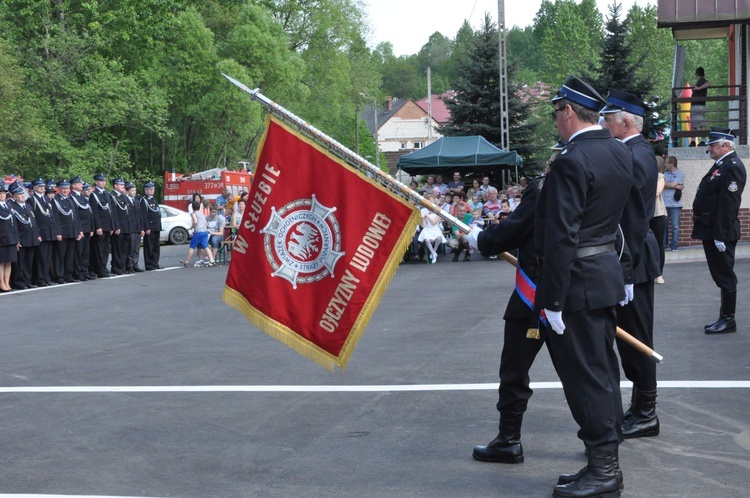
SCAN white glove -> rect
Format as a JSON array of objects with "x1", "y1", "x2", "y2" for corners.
[
  {"x1": 619, "y1": 283, "x2": 635, "y2": 306},
  {"x1": 544, "y1": 309, "x2": 565, "y2": 335},
  {"x1": 466, "y1": 226, "x2": 482, "y2": 250},
  {"x1": 714, "y1": 240, "x2": 726, "y2": 252}
]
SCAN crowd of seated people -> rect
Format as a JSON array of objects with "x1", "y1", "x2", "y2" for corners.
[{"x1": 403, "y1": 173, "x2": 526, "y2": 263}]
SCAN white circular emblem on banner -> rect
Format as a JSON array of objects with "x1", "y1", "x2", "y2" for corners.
[{"x1": 261, "y1": 195, "x2": 345, "y2": 289}]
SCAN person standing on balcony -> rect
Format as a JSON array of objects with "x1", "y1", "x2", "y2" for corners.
[{"x1": 690, "y1": 67, "x2": 711, "y2": 144}]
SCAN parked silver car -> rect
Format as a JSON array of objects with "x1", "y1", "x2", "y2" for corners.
[{"x1": 159, "y1": 205, "x2": 193, "y2": 245}]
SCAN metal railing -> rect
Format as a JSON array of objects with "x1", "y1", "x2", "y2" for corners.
[{"x1": 670, "y1": 84, "x2": 746, "y2": 146}]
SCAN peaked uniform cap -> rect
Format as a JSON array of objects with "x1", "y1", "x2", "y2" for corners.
[
  {"x1": 600, "y1": 88, "x2": 646, "y2": 117},
  {"x1": 57, "y1": 179, "x2": 70, "y2": 188},
  {"x1": 70, "y1": 176, "x2": 83, "y2": 184},
  {"x1": 125, "y1": 182, "x2": 136, "y2": 190},
  {"x1": 94, "y1": 173, "x2": 107, "y2": 181},
  {"x1": 144, "y1": 181, "x2": 155, "y2": 189},
  {"x1": 552, "y1": 76, "x2": 606, "y2": 112},
  {"x1": 10, "y1": 181, "x2": 26, "y2": 195},
  {"x1": 706, "y1": 127, "x2": 736, "y2": 145},
  {"x1": 113, "y1": 178, "x2": 125, "y2": 185},
  {"x1": 31, "y1": 178, "x2": 46, "y2": 187}
]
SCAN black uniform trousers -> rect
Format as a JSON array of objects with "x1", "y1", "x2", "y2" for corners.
[
  {"x1": 143, "y1": 231, "x2": 160, "y2": 269},
  {"x1": 616, "y1": 281, "x2": 656, "y2": 391},
  {"x1": 110, "y1": 232, "x2": 129, "y2": 273},
  {"x1": 53, "y1": 238, "x2": 77, "y2": 281},
  {"x1": 546, "y1": 306, "x2": 623, "y2": 449},
  {"x1": 497, "y1": 318, "x2": 546, "y2": 414},
  {"x1": 13, "y1": 247, "x2": 35, "y2": 288},
  {"x1": 90, "y1": 232, "x2": 111, "y2": 277},
  {"x1": 702, "y1": 240, "x2": 738, "y2": 291},
  {"x1": 126, "y1": 232, "x2": 141, "y2": 271},
  {"x1": 74, "y1": 233, "x2": 92, "y2": 279},
  {"x1": 33, "y1": 240, "x2": 53, "y2": 284}
]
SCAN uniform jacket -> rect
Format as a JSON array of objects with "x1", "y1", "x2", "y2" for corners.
[
  {"x1": 71, "y1": 191, "x2": 94, "y2": 233},
  {"x1": 9, "y1": 200, "x2": 40, "y2": 247},
  {"x1": 125, "y1": 195, "x2": 142, "y2": 233},
  {"x1": 140, "y1": 195, "x2": 163, "y2": 232},
  {"x1": 478, "y1": 177, "x2": 541, "y2": 320},
  {"x1": 52, "y1": 193, "x2": 82, "y2": 239},
  {"x1": 692, "y1": 151, "x2": 747, "y2": 241},
  {"x1": 0, "y1": 201, "x2": 20, "y2": 246},
  {"x1": 30, "y1": 192, "x2": 60, "y2": 241},
  {"x1": 90, "y1": 188, "x2": 115, "y2": 232},
  {"x1": 110, "y1": 190, "x2": 130, "y2": 233},
  {"x1": 621, "y1": 134, "x2": 660, "y2": 283},
  {"x1": 535, "y1": 128, "x2": 633, "y2": 312}
]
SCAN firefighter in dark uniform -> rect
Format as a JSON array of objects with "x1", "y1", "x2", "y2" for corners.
[
  {"x1": 8, "y1": 181, "x2": 41, "y2": 289},
  {"x1": 29, "y1": 178, "x2": 59, "y2": 286},
  {"x1": 0, "y1": 182, "x2": 20, "y2": 292},
  {"x1": 692, "y1": 128, "x2": 747, "y2": 334},
  {"x1": 70, "y1": 177, "x2": 95, "y2": 281},
  {"x1": 140, "y1": 181, "x2": 163, "y2": 270},
  {"x1": 600, "y1": 89, "x2": 662, "y2": 439},
  {"x1": 124, "y1": 181, "x2": 144, "y2": 273},
  {"x1": 470, "y1": 174, "x2": 547, "y2": 465},
  {"x1": 89, "y1": 173, "x2": 115, "y2": 278},
  {"x1": 470, "y1": 143, "x2": 565, "y2": 465},
  {"x1": 537, "y1": 76, "x2": 633, "y2": 498},
  {"x1": 109, "y1": 178, "x2": 130, "y2": 275},
  {"x1": 51, "y1": 179, "x2": 82, "y2": 283}
]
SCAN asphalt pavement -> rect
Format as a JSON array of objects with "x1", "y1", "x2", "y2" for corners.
[{"x1": 0, "y1": 243, "x2": 748, "y2": 497}]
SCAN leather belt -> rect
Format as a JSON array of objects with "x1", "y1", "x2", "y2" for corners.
[{"x1": 575, "y1": 243, "x2": 615, "y2": 259}]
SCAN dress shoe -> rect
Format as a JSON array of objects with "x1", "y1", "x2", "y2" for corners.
[
  {"x1": 98, "y1": 272, "x2": 110, "y2": 278},
  {"x1": 35, "y1": 281, "x2": 48, "y2": 287},
  {"x1": 134, "y1": 267, "x2": 145, "y2": 272},
  {"x1": 86, "y1": 274, "x2": 97, "y2": 280},
  {"x1": 472, "y1": 413, "x2": 524, "y2": 464},
  {"x1": 28, "y1": 283, "x2": 38, "y2": 288},
  {"x1": 111, "y1": 270, "x2": 123, "y2": 275},
  {"x1": 56, "y1": 278, "x2": 65, "y2": 285},
  {"x1": 145, "y1": 267, "x2": 154, "y2": 271},
  {"x1": 64, "y1": 277, "x2": 75, "y2": 283}
]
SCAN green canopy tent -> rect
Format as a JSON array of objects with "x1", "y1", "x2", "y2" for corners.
[{"x1": 397, "y1": 136, "x2": 522, "y2": 187}]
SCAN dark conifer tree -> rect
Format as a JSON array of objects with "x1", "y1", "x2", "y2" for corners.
[
  {"x1": 588, "y1": 2, "x2": 668, "y2": 152},
  {"x1": 441, "y1": 14, "x2": 535, "y2": 159}
]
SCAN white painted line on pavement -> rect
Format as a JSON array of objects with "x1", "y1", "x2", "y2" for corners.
[{"x1": 0, "y1": 380, "x2": 748, "y2": 393}]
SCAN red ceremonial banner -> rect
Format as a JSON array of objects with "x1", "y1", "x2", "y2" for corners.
[{"x1": 223, "y1": 116, "x2": 420, "y2": 371}]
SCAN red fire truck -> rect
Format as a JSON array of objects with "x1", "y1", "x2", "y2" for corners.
[{"x1": 162, "y1": 164, "x2": 253, "y2": 210}]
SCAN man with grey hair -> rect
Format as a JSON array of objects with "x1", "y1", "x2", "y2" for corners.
[
  {"x1": 601, "y1": 89, "x2": 661, "y2": 440},
  {"x1": 692, "y1": 128, "x2": 746, "y2": 334}
]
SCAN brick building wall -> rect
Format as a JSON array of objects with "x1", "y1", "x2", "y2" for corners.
[{"x1": 668, "y1": 208, "x2": 750, "y2": 247}]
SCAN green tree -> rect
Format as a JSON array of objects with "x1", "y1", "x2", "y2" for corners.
[
  {"x1": 442, "y1": 13, "x2": 534, "y2": 160},
  {"x1": 588, "y1": 3, "x2": 667, "y2": 146}
]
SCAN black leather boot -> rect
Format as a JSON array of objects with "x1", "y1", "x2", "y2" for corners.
[
  {"x1": 472, "y1": 413, "x2": 524, "y2": 463},
  {"x1": 622, "y1": 389, "x2": 659, "y2": 438},
  {"x1": 553, "y1": 448, "x2": 622, "y2": 497},
  {"x1": 557, "y1": 447, "x2": 623, "y2": 489},
  {"x1": 705, "y1": 290, "x2": 737, "y2": 334}
]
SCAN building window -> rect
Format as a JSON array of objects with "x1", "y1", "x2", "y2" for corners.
[
  {"x1": 414, "y1": 142, "x2": 424, "y2": 149},
  {"x1": 400, "y1": 142, "x2": 407, "y2": 149}
]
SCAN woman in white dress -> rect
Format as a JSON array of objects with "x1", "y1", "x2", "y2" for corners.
[{"x1": 417, "y1": 194, "x2": 446, "y2": 264}]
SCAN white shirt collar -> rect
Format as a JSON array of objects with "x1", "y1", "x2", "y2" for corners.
[{"x1": 568, "y1": 125, "x2": 602, "y2": 142}]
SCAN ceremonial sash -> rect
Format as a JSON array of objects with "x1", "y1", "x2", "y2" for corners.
[
  {"x1": 224, "y1": 116, "x2": 420, "y2": 371},
  {"x1": 514, "y1": 260, "x2": 547, "y2": 337}
]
